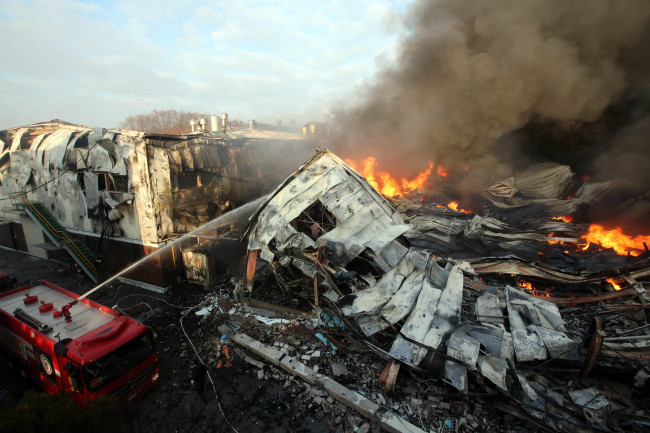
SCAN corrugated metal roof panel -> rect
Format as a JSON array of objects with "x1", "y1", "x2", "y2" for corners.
[
  {"x1": 360, "y1": 270, "x2": 426, "y2": 336},
  {"x1": 42, "y1": 128, "x2": 76, "y2": 170},
  {"x1": 340, "y1": 254, "x2": 415, "y2": 316}
]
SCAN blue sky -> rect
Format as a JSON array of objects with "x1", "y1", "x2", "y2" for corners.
[{"x1": 0, "y1": 0, "x2": 411, "y2": 129}]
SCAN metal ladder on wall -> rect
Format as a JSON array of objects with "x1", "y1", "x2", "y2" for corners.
[{"x1": 10, "y1": 192, "x2": 110, "y2": 284}]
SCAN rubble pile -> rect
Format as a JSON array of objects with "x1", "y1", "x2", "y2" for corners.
[
  {"x1": 186, "y1": 291, "x2": 523, "y2": 433},
  {"x1": 83, "y1": 149, "x2": 648, "y2": 432},
  {"x1": 173, "y1": 274, "x2": 647, "y2": 432},
  {"x1": 229, "y1": 149, "x2": 650, "y2": 432}
]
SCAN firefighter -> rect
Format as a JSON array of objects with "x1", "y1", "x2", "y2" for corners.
[{"x1": 216, "y1": 334, "x2": 232, "y2": 368}]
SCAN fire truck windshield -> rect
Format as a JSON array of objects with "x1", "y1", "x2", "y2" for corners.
[{"x1": 81, "y1": 331, "x2": 154, "y2": 392}]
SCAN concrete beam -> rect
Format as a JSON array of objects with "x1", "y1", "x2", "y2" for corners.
[{"x1": 227, "y1": 330, "x2": 427, "y2": 433}]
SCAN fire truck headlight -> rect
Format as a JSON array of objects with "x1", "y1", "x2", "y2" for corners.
[{"x1": 152, "y1": 373, "x2": 159, "y2": 382}]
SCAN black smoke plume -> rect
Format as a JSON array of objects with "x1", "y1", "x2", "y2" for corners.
[{"x1": 333, "y1": 0, "x2": 650, "y2": 212}]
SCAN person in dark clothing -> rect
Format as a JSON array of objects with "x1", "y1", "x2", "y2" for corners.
[{"x1": 191, "y1": 359, "x2": 208, "y2": 400}]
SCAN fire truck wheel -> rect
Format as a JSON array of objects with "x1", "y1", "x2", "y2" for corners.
[{"x1": 35, "y1": 350, "x2": 55, "y2": 382}]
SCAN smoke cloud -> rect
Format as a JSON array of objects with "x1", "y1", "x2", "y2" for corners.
[{"x1": 333, "y1": 0, "x2": 650, "y2": 205}]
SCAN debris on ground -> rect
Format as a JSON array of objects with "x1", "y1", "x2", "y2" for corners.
[{"x1": 230, "y1": 149, "x2": 650, "y2": 432}]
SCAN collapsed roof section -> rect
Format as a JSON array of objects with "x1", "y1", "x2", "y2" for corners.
[
  {"x1": 243, "y1": 150, "x2": 582, "y2": 393},
  {"x1": 482, "y1": 162, "x2": 615, "y2": 225},
  {"x1": 244, "y1": 149, "x2": 412, "y2": 274}
]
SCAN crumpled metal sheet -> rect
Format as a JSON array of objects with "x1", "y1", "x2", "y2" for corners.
[
  {"x1": 43, "y1": 128, "x2": 77, "y2": 170},
  {"x1": 52, "y1": 171, "x2": 87, "y2": 229},
  {"x1": 357, "y1": 269, "x2": 425, "y2": 336},
  {"x1": 243, "y1": 149, "x2": 582, "y2": 397},
  {"x1": 389, "y1": 275, "x2": 443, "y2": 364},
  {"x1": 124, "y1": 132, "x2": 159, "y2": 243},
  {"x1": 246, "y1": 151, "x2": 410, "y2": 266},
  {"x1": 85, "y1": 128, "x2": 128, "y2": 174},
  {"x1": 340, "y1": 254, "x2": 415, "y2": 317},
  {"x1": 444, "y1": 325, "x2": 481, "y2": 391},
  {"x1": 482, "y1": 162, "x2": 614, "y2": 222},
  {"x1": 468, "y1": 260, "x2": 587, "y2": 282},
  {"x1": 7, "y1": 151, "x2": 32, "y2": 188},
  {"x1": 386, "y1": 265, "x2": 464, "y2": 370},
  {"x1": 506, "y1": 286, "x2": 578, "y2": 362},
  {"x1": 475, "y1": 290, "x2": 504, "y2": 326},
  {"x1": 484, "y1": 163, "x2": 573, "y2": 202},
  {"x1": 148, "y1": 146, "x2": 174, "y2": 238},
  {"x1": 0, "y1": 139, "x2": 7, "y2": 177},
  {"x1": 478, "y1": 355, "x2": 507, "y2": 391},
  {"x1": 248, "y1": 163, "x2": 347, "y2": 247},
  {"x1": 84, "y1": 172, "x2": 100, "y2": 211},
  {"x1": 419, "y1": 265, "x2": 464, "y2": 357},
  {"x1": 9, "y1": 128, "x2": 27, "y2": 152},
  {"x1": 2, "y1": 120, "x2": 263, "y2": 247}
]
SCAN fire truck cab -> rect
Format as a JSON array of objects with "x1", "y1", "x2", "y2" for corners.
[{"x1": 0, "y1": 280, "x2": 159, "y2": 404}]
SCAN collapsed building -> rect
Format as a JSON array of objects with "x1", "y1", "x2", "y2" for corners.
[
  {"x1": 0, "y1": 120, "x2": 313, "y2": 288},
  {"x1": 240, "y1": 149, "x2": 650, "y2": 432},
  {"x1": 1, "y1": 117, "x2": 648, "y2": 429}
]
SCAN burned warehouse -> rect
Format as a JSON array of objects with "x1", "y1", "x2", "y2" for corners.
[
  {"x1": 0, "y1": 119, "x2": 312, "y2": 288},
  {"x1": 1, "y1": 122, "x2": 650, "y2": 432},
  {"x1": 1, "y1": 0, "x2": 650, "y2": 432}
]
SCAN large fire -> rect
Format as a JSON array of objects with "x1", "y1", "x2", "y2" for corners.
[
  {"x1": 547, "y1": 221, "x2": 649, "y2": 257},
  {"x1": 345, "y1": 157, "x2": 435, "y2": 197},
  {"x1": 346, "y1": 157, "x2": 649, "y2": 258},
  {"x1": 582, "y1": 224, "x2": 650, "y2": 257}
]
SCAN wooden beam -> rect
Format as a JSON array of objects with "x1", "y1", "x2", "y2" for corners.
[
  {"x1": 580, "y1": 317, "x2": 605, "y2": 380},
  {"x1": 378, "y1": 358, "x2": 401, "y2": 392}
]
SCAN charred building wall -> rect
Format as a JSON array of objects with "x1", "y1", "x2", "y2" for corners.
[{"x1": 0, "y1": 120, "x2": 310, "y2": 287}]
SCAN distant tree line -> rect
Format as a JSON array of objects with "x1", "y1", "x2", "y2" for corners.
[
  {"x1": 120, "y1": 109, "x2": 250, "y2": 135},
  {"x1": 119, "y1": 109, "x2": 211, "y2": 134}
]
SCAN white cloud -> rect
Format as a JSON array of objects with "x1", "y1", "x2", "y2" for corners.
[{"x1": 0, "y1": 0, "x2": 408, "y2": 128}]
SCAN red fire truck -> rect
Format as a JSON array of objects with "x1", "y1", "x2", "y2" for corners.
[{"x1": 0, "y1": 280, "x2": 159, "y2": 404}]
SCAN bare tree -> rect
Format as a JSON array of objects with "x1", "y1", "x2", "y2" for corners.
[{"x1": 119, "y1": 109, "x2": 212, "y2": 134}]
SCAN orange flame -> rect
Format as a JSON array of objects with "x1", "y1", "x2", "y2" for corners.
[
  {"x1": 403, "y1": 162, "x2": 435, "y2": 191},
  {"x1": 447, "y1": 201, "x2": 471, "y2": 213},
  {"x1": 606, "y1": 278, "x2": 623, "y2": 291},
  {"x1": 552, "y1": 216, "x2": 573, "y2": 223},
  {"x1": 519, "y1": 280, "x2": 533, "y2": 290},
  {"x1": 582, "y1": 224, "x2": 650, "y2": 257},
  {"x1": 520, "y1": 279, "x2": 551, "y2": 297},
  {"x1": 547, "y1": 232, "x2": 562, "y2": 245},
  {"x1": 345, "y1": 157, "x2": 434, "y2": 197},
  {"x1": 437, "y1": 166, "x2": 448, "y2": 178}
]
